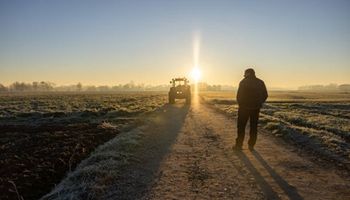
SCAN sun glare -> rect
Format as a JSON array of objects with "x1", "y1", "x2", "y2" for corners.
[
  {"x1": 191, "y1": 67, "x2": 201, "y2": 83},
  {"x1": 192, "y1": 32, "x2": 201, "y2": 84}
]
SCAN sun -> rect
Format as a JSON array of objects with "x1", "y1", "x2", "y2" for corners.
[{"x1": 191, "y1": 67, "x2": 201, "y2": 83}]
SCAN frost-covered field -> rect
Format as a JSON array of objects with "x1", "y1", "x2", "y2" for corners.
[
  {"x1": 0, "y1": 92, "x2": 167, "y2": 200},
  {"x1": 201, "y1": 91, "x2": 350, "y2": 169},
  {"x1": 0, "y1": 92, "x2": 167, "y2": 126}
]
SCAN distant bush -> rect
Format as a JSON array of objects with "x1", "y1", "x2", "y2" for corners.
[
  {"x1": 298, "y1": 83, "x2": 350, "y2": 92},
  {"x1": 339, "y1": 84, "x2": 350, "y2": 92}
]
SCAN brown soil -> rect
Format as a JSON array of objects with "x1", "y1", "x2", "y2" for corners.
[{"x1": 0, "y1": 123, "x2": 119, "y2": 200}]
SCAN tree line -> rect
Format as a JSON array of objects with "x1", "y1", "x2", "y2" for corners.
[
  {"x1": 0, "y1": 81, "x2": 158, "y2": 92},
  {"x1": 298, "y1": 84, "x2": 350, "y2": 92},
  {"x1": 1, "y1": 81, "x2": 349, "y2": 93},
  {"x1": 0, "y1": 81, "x2": 232, "y2": 93},
  {"x1": 0, "y1": 81, "x2": 55, "y2": 92}
]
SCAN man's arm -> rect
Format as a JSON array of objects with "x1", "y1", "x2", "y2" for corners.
[
  {"x1": 236, "y1": 82, "x2": 242, "y2": 105},
  {"x1": 261, "y1": 81, "x2": 268, "y2": 103}
]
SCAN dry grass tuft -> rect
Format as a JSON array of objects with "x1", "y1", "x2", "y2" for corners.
[{"x1": 41, "y1": 127, "x2": 144, "y2": 200}]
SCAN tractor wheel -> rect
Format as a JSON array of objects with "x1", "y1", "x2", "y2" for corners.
[
  {"x1": 169, "y1": 94, "x2": 175, "y2": 104},
  {"x1": 186, "y1": 95, "x2": 191, "y2": 105}
]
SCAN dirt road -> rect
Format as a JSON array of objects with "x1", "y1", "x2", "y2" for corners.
[{"x1": 43, "y1": 97, "x2": 350, "y2": 200}]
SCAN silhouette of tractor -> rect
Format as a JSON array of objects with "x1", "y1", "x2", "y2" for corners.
[{"x1": 168, "y1": 78, "x2": 191, "y2": 104}]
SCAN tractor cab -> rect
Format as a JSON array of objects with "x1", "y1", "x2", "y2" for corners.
[{"x1": 168, "y1": 78, "x2": 191, "y2": 104}]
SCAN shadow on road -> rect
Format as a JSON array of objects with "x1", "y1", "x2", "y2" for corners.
[
  {"x1": 114, "y1": 103, "x2": 190, "y2": 199},
  {"x1": 235, "y1": 151, "x2": 281, "y2": 200},
  {"x1": 251, "y1": 151, "x2": 304, "y2": 200},
  {"x1": 235, "y1": 150, "x2": 303, "y2": 200}
]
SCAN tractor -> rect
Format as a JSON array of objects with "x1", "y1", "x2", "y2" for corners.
[{"x1": 168, "y1": 78, "x2": 191, "y2": 104}]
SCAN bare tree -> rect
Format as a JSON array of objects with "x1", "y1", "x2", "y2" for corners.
[
  {"x1": 0, "y1": 84, "x2": 8, "y2": 92},
  {"x1": 32, "y1": 81, "x2": 39, "y2": 91},
  {"x1": 76, "y1": 82, "x2": 82, "y2": 91}
]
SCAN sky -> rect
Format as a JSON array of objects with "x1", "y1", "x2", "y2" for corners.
[{"x1": 1, "y1": 0, "x2": 349, "y2": 89}]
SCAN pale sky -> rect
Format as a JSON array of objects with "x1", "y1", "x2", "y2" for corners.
[{"x1": 1, "y1": 0, "x2": 349, "y2": 88}]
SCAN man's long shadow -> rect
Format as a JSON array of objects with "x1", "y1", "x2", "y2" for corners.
[
  {"x1": 235, "y1": 150, "x2": 303, "y2": 200},
  {"x1": 251, "y1": 151, "x2": 303, "y2": 200},
  {"x1": 234, "y1": 151, "x2": 281, "y2": 200},
  {"x1": 109, "y1": 103, "x2": 190, "y2": 199}
]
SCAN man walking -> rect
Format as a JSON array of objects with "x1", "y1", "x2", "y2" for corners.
[{"x1": 234, "y1": 68, "x2": 268, "y2": 151}]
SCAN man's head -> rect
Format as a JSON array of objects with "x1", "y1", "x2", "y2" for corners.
[{"x1": 244, "y1": 68, "x2": 255, "y2": 78}]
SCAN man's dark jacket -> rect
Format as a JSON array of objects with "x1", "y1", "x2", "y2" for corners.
[{"x1": 236, "y1": 75, "x2": 268, "y2": 109}]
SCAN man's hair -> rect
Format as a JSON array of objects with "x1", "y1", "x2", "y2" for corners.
[{"x1": 244, "y1": 68, "x2": 255, "y2": 77}]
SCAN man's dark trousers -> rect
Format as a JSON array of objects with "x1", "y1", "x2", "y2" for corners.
[{"x1": 236, "y1": 107, "x2": 260, "y2": 148}]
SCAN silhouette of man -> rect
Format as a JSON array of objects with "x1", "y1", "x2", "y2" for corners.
[{"x1": 234, "y1": 68, "x2": 268, "y2": 151}]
